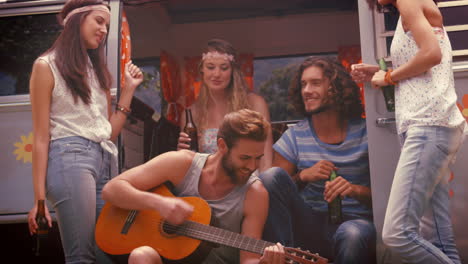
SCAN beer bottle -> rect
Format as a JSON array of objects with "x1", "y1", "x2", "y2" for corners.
[
  {"x1": 183, "y1": 108, "x2": 199, "y2": 152},
  {"x1": 35, "y1": 199, "x2": 49, "y2": 256},
  {"x1": 328, "y1": 171, "x2": 343, "y2": 224},
  {"x1": 378, "y1": 57, "x2": 395, "y2": 112}
]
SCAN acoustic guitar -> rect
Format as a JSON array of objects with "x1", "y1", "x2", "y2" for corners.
[{"x1": 95, "y1": 184, "x2": 328, "y2": 264}]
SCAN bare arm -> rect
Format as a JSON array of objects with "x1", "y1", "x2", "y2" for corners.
[
  {"x1": 273, "y1": 150, "x2": 372, "y2": 207},
  {"x1": 102, "y1": 150, "x2": 195, "y2": 225},
  {"x1": 28, "y1": 59, "x2": 54, "y2": 233},
  {"x1": 273, "y1": 151, "x2": 333, "y2": 184},
  {"x1": 249, "y1": 94, "x2": 273, "y2": 172},
  {"x1": 240, "y1": 181, "x2": 269, "y2": 264},
  {"x1": 375, "y1": 0, "x2": 442, "y2": 87},
  {"x1": 108, "y1": 61, "x2": 143, "y2": 141}
]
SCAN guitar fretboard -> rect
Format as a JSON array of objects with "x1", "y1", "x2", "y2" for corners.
[{"x1": 163, "y1": 221, "x2": 275, "y2": 255}]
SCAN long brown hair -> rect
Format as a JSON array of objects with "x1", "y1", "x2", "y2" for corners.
[
  {"x1": 289, "y1": 56, "x2": 364, "y2": 121},
  {"x1": 194, "y1": 39, "x2": 250, "y2": 130},
  {"x1": 48, "y1": 0, "x2": 111, "y2": 104}
]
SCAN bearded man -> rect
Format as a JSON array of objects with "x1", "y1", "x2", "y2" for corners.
[{"x1": 102, "y1": 109, "x2": 284, "y2": 264}]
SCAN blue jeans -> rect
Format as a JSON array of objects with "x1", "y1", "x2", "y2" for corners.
[
  {"x1": 46, "y1": 136, "x2": 113, "y2": 264},
  {"x1": 260, "y1": 167, "x2": 376, "y2": 264},
  {"x1": 382, "y1": 125, "x2": 464, "y2": 264}
]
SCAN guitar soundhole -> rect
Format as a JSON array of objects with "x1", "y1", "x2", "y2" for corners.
[{"x1": 161, "y1": 221, "x2": 179, "y2": 237}]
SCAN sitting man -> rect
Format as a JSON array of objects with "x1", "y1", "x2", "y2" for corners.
[
  {"x1": 102, "y1": 109, "x2": 284, "y2": 264},
  {"x1": 260, "y1": 56, "x2": 376, "y2": 264}
]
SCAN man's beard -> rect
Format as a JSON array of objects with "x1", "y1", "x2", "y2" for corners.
[
  {"x1": 221, "y1": 152, "x2": 239, "y2": 184},
  {"x1": 305, "y1": 103, "x2": 331, "y2": 116},
  {"x1": 221, "y1": 152, "x2": 252, "y2": 185}
]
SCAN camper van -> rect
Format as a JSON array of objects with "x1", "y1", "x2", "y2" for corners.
[{"x1": 0, "y1": 0, "x2": 467, "y2": 262}]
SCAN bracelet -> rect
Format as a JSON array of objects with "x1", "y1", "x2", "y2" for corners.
[
  {"x1": 116, "y1": 104, "x2": 131, "y2": 116},
  {"x1": 384, "y1": 69, "x2": 398, "y2": 85}
]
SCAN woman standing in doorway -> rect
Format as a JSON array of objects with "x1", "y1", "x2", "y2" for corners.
[
  {"x1": 27, "y1": 0, "x2": 143, "y2": 263},
  {"x1": 352, "y1": 0, "x2": 465, "y2": 263}
]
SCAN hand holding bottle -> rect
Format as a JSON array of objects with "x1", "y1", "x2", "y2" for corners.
[
  {"x1": 327, "y1": 171, "x2": 343, "y2": 224},
  {"x1": 28, "y1": 199, "x2": 52, "y2": 235},
  {"x1": 182, "y1": 108, "x2": 199, "y2": 152},
  {"x1": 177, "y1": 132, "x2": 191, "y2": 151}
]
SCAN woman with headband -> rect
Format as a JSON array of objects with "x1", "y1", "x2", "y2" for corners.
[
  {"x1": 177, "y1": 39, "x2": 273, "y2": 171},
  {"x1": 27, "y1": 0, "x2": 143, "y2": 262}
]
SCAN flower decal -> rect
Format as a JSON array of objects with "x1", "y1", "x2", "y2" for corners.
[
  {"x1": 13, "y1": 132, "x2": 33, "y2": 163},
  {"x1": 457, "y1": 94, "x2": 468, "y2": 122}
]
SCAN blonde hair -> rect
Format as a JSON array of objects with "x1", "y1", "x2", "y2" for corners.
[{"x1": 194, "y1": 39, "x2": 251, "y2": 130}]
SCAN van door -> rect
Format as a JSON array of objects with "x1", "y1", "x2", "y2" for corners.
[{"x1": 0, "y1": 0, "x2": 121, "y2": 224}]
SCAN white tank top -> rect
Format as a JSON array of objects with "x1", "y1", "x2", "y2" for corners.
[
  {"x1": 173, "y1": 153, "x2": 260, "y2": 264},
  {"x1": 390, "y1": 18, "x2": 465, "y2": 134},
  {"x1": 38, "y1": 52, "x2": 117, "y2": 157}
]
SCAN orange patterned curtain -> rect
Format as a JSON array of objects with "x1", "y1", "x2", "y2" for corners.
[
  {"x1": 238, "y1": 53, "x2": 254, "y2": 91},
  {"x1": 457, "y1": 94, "x2": 468, "y2": 123},
  {"x1": 184, "y1": 56, "x2": 202, "y2": 108},
  {"x1": 182, "y1": 53, "x2": 255, "y2": 108},
  {"x1": 338, "y1": 45, "x2": 365, "y2": 117},
  {"x1": 120, "y1": 11, "x2": 131, "y2": 88},
  {"x1": 160, "y1": 51, "x2": 183, "y2": 125}
]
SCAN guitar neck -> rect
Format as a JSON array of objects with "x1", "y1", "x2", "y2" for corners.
[{"x1": 166, "y1": 220, "x2": 274, "y2": 255}]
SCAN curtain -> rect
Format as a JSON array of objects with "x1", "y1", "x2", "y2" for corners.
[
  {"x1": 338, "y1": 45, "x2": 365, "y2": 117},
  {"x1": 120, "y1": 11, "x2": 131, "y2": 88},
  {"x1": 183, "y1": 56, "x2": 202, "y2": 108},
  {"x1": 238, "y1": 53, "x2": 254, "y2": 91},
  {"x1": 457, "y1": 94, "x2": 468, "y2": 123},
  {"x1": 160, "y1": 51, "x2": 183, "y2": 125}
]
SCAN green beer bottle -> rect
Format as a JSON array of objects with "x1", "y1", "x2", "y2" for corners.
[
  {"x1": 328, "y1": 170, "x2": 343, "y2": 224},
  {"x1": 378, "y1": 58, "x2": 395, "y2": 112}
]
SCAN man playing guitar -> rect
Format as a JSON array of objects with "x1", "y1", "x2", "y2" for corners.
[{"x1": 101, "y1": 109, "x2": 288, "y2": 264}]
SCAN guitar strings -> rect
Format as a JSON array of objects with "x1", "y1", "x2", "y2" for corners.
[
  {"x1": 158, "y1": 220, "x2": 319, "y2": 263},
  {"x1": 155, "y1": 219, "x2": 272, "y2": 254}
]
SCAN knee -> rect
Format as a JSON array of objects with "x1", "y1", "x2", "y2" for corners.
[
  {"x1": 381, "y1": 218, "x2": 409, "y2": 249},
  {"x1": 336, "y1": 219, "x2": 376, "y2": 246},
  {"x1": 260, "y1": 167, "x2": 291, "y2": 190},
  {"x1": 129, "y1": 246, "x2": 162, "y2": 264},
  {"x1": 382, "y1": 224, "x2": 404, "y2": 249}
]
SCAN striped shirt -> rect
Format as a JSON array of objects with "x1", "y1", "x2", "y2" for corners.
[{"x1": 274, "y1": 117, "x2": 372, "y2": 219}]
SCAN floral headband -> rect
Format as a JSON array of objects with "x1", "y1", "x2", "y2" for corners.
[
  {"x1": 63, "y1": 4, "x2": 110, "y2": 26},
  {"x1": 202, "y1": 51, "x2": 234, "y2": 62}
]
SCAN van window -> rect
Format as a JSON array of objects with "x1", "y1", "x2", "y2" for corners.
[
  {"x1": 0, "y1": 13, "x2": 61, "y2": 96},
  {"x1": 133, "y1": 57, "x2": 162, "y2": 120},
  {"x1": 254, "y1": 54, "x2": 336, "y2": 122},
  {"x1": 375, "y1": 2, "x2": 468, "y2": 61}
]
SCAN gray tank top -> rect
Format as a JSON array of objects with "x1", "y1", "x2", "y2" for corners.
[{"x1": 173, "y1": 153, "x2": 259, "y2": 264}]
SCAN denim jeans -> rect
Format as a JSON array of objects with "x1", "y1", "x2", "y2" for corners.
[
  {"x1": 382, "y1": 125, "x2": 464, "y2": 264},
  {"x1": 46, "y1": 136, "x2": 113, "y2": 264},
  {"x1": 260, "y1": 167, "x2": 376, "y2": 264}
]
